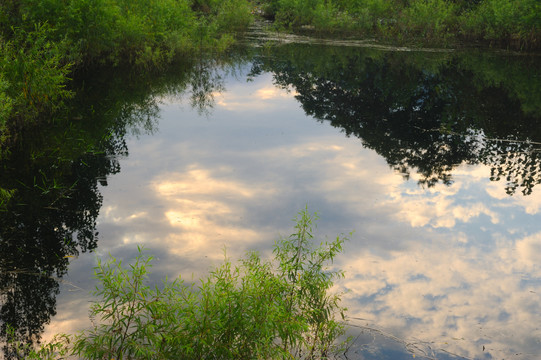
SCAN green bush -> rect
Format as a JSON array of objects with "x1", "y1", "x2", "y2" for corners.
[
  {"x1": 274, "y1": 0, "x2": 325, "y2": 27},
  {"x1": 0, "y1": 72, "x2": 13, "y2": 132},
  {"x1": 17, "y1": 208, "x2": 350, "y2": 359},
  {"x1": 399, "y1": 0, "x2": 458, "y2": 40},
  {"x1": 0, "y1": 188, "x2": 15, "y2": 209},
  {"x1": 356, "y1": 0, "x2": 396, "y2": 19},
  {"x1": 258, "y1": 0, "x2": 540, "y2": 48},
  {"x1": 460, "y1": 0, "x2": 541, "y2": 46},
  {"x1": 215, "y1": 0, "x2": 254, "y2": 32},
  {"x1": 0, "y1": 0, "x2": 253, "y2": 141},
  {"x1": 311, "y1": 1, "x2": 360, "y2": 34},
  {"x1": 351, "y1": 0, "x2": 398, "y2": 34},
  {"x1": 2, "y1": 0, "x2": 250, "y2": 68},
  {"x1": 0, "y1": 24, "x2": 73, "y2": 125}
]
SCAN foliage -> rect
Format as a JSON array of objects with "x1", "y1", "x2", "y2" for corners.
[
  {"x1": 0, "y1": 24, "x2": 73, "y2": 127},
  {"x1": 399, "y1": 0, "x2": 459, "y2": 41},
  {"x1": 0, "y1": 188, "x2": 15, "y2": 209},
  {"x1": 2, "y1": 0, "x2": 252, "y2": 67},
  {"x1": 459, "y1": 0, "x2": 541, "y2": 47},
  {"x1": 20, "y1": 209, "x2": 348, "y2": 359},
  {"x1": 215, "y1": 0, "x2": 254, "y2": 33},
  {"x1": 273, "y1": 208, "x2": 349, "y2": 358},
  {"x1": 0, "y1": 73, "x2": 13, "y2": 133},
  {"x1": 70, "y1": 209, "x2": 348, "y2": 359},
  {"x1": 5, "y1": 327, "x2": 70, "y2": 359},
  {"x1": 258, "y1": 0, "x2": 541, "y2": 48},
  {"x1": 0, "y1": 0, "x2": 253, "y2": 147}
]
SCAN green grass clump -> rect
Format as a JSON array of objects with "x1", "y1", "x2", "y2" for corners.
[{"x1": 12, "y1": 208, "x2": 350, "y2": 359}]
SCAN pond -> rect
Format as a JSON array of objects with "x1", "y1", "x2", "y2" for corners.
[{"x1": 1, "y1": 31, "x2": 541, "y2": 359}]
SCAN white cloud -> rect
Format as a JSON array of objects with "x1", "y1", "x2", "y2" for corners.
[
  {"x1": 214, "y1": 82, "x2": 297, "y2": 111},
  {"x1": 516, "y1": 232, "x2": 541, "y2": 268},
  {"x1": 486, "y1": 180, "x2": 541, "y2": 215},
  {"x1": 338, "y1": 236, "x2": 541, "y2": 359}
]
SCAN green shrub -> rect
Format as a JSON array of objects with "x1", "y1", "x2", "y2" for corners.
[
  {"x1": 0, "y1": 72, "x2": 13, "y2": 132},
  {"x1": 356, "y1": 0, "x2": 396, "y2": 19},
  {"x1": 23, "y1": 208, "x2": 349, "y2": 359},
  {"x1": 259, "y1": 0, "x2": 540, "y2": 48},
  {"x1": 0, "y1": 188, "x2": 15, "y2": 209},
  {"x1": 2, "y1": 0, "x2": 248, "y2": 69},
  {"x1": 0, "y1": 24, "x2": 73, "y2": 125},
  {"x1": 214, "y1": 0, "x2": 253, "y2": 33},
  {"x1": 311, "y1": 1, "x2": 359, "y2": 34},
  {"x1": 0, "y1": 0, "x2": 253, "y2": 137},
  {"x1": 460, "y1": 0, "x2": 541, "y2": 46},
  {"x1": 5, "y1": 327, "x2": 70, "y2": 359},
  {"x1": 399, "y1": 0, "x2": 458, "y2": 40},
  {"x1": 351, "y1": 0, "x2": 398, "y2": 34},
  {"x1": 274, "y1": 0, "x2": 326, "y2": 28}
]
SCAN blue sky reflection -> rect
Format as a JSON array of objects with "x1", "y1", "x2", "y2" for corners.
[{"x1": 44, "y1": 67, "x2": 541, "y2": 359}]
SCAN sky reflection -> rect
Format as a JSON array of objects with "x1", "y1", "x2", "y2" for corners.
[{"x1": 43, "y1": 66, "x2": 541, "y2": 359}]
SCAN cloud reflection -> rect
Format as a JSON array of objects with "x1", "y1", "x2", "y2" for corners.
[
  {"x1": 215, "y1": 80, "x2": 297, "y2": 111},
  {"x1": 340, "y1": 237, "x2": 541, "y2": 358},
  {"x1": 516, "y1": 232, "x2": 541, "y2": 268},
  {"x1": 42, "y1": 71, "x2": 541, "y2": 360}
]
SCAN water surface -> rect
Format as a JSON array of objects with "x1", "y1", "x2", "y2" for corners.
[{"x1": 1, "y1": 40, "x2": 541, "y2": 359}]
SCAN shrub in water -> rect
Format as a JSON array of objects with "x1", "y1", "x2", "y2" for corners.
[{"x1": 20, "y1": 208, "x2": 349, "y2": 359}]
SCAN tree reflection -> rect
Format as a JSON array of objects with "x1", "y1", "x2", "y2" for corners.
[
  {"x1": 0, "y1": 127, "x2": 113, "y2": 357},
  {"x1": 0, "y1": 52, "x2": 246, "y2": 356},
  {"x1": 250, "y1": 44, "x2": 541, "y2": 195},
  {"x1": 0, "y1": 55, "x2": 232, "y2": 356}
]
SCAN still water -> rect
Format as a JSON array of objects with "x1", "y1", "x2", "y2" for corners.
[{"x1": 1, "y1": 37, "x2": 541, "y2": 359}]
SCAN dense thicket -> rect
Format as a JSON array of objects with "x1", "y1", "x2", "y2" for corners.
[
  {"x1": 0, "y1": 0, "x2": 252, "y2": 140},
  {"x1": 258, "y1": 0, "x2": 540, "y2": 49}
]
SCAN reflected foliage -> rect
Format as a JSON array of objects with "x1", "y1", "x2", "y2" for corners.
[
  {"x1": 0, "y1": 112, "x2": 114, "y2": 358},
  {"x1": 2, "y1": 40, "x2": 539, "y2": 357},
  {"x1": 0, "y1": 55, "x2": 236, "y2": 357},
  {"x1": 250, "y1": 44, "x2": 541, "y2": 195}
]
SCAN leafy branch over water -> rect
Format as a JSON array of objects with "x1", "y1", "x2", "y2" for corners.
[{"x1": 10, "y1": 208, "x2": 350, "y2": 359}]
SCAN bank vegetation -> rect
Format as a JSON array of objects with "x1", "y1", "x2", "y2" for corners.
[
  {"x1": 0, "y1": 0, "x2": 253, "y2": 144},
  {"x1": 1, "y1": 0, "x2": 539, "y2": 143},
  {"x1": 259, "y1": 0, "x2": 540, "y2": 50},
  {"x1": 8, "y1": 209, "x2": 351, "y2": 359}
]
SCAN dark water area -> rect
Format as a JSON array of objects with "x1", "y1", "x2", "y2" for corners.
[{"x1": 1, "y1": 38, "x2": 541, "y2": 359}]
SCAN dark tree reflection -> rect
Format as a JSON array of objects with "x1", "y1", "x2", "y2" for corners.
[
  {"x1": 250, "y1": 44, "x2": 541, "y2": 194},
  {"x1": 0, "y1": 128, "x2": 113, "y2": 357},
  {"x1": 0, "y1": 52, "x2": 247, "y2": 357}
]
